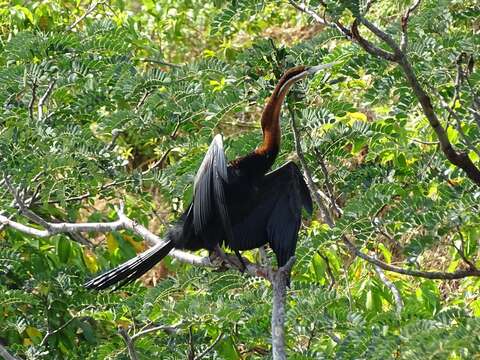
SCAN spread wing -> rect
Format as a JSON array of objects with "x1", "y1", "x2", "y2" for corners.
[
  {"x1": 230, "y1": 161, "x2": 312, "y2": 267},
  {"x1": 193, "y1": 134, "x2": 233, "y2": 241}
]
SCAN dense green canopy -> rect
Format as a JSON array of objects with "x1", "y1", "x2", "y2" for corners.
[{"x1": 1, "y1": 1, "x2": 479, "y2": 359}]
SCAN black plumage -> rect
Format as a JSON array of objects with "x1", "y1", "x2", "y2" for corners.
[{"x1": 84, "y1": 64, "x2": 331, "y2": 290}]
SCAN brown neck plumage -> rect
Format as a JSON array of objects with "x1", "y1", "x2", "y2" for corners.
[{"x1": 255, "y1": 66, "x2": 307, "y2": 156}]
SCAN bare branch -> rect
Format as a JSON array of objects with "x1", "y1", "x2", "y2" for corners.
[
  {"x1": 142, "y1": 148, "x2": 173, "y2": 174},
  {"x1": 188, "y1": 326, "x2": 195, "y2": 360},
  {"x1": 131, "y1": 322, "x2": 182, "y2": 341},
  {"x1": 28, "y1": 80, "x2": 37, "y2": 121},
  {"x1": 288, "y1": 1, "x2": 352, "y2": 39},
  {"x1": 453, "y1": 226, "x2": 477, "y2": 270},
  {"x1": 119, "y1": 328, "x2": 140, "y2": 360},
  {"x1": 40, "y1": 316, "x2": 82, "y2": 347},
  {"x1": 372, "y1": 256, "x2": 404, "y2": 314},
  {"x1": 270, "y1": 256, "x2": 296, "y2": 360},
  {"x1": 139, "y1": 58, "x2": 182, "y2": 68},
  {"x1": 342, "y1": 236, "x2": 480, "y2": 279},
  {"x1": 395, "y1": 53, "x2": 480, "y2": 185},
  {"x1": 67, "y1": 1, "x2": 102, "y2": 31},
  {"x1": 411, "y1": 138, "x2": 440, "y2": 145},
  {"x1": 4, "y1": 176, "x2": 50, "y2": 228},
  {"x1": 37, "y1": 80, "x2": 56, "y2": 122},
  {"x1": 356, "y1": 16, "x2": 402, "y2": 55},
  {"x1": 43, "y1": 179, "x2": 125, "y2": 204},
  {"x1": 400, "y1": 0, "x2": 422, "y2": 51},
  {"x1": 311, "y1": 145, "x2": 343, "y2": 217},
  {"x1": 0, "y1": 345, "x2": 20, "y2": 360},
  {"x1": 135, "y1": 91, "x2": 150, "y2": 113},
  {"x1": 288, "y1": 0, "x2": 326, "y2": 25},
  {"x1": 194, "y1": 332, "x2": 224, "y2": 360},
  {"x1": 351, "y1": 20, "x2": 398, "y2": 62},
  {"x1": 437, "y1": 95, "x2": 480, "y2": 159}
]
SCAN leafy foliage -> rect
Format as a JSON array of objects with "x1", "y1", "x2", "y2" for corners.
[{"x1": 1, "y1": 0, "x2": 479, "y2": 359}]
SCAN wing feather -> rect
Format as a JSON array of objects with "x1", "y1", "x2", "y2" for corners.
[{"x1": 193, "y1": 134, "x2": 233, "y2": 241}]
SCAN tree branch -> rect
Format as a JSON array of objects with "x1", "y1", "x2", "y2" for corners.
[
  {"x1": 288, "y1": 1, "x2": 351, "y2": 38},
  {"x1": 139, "y1": 58, "x2": 182, "y2": 68},
  {"x1": 342, "y1": 236, "x2": 480, "y2": 279},
  {"x1": 311, "y1": 145, "x2": 343, "y2": 217},
  {"x1": 287, "y1": 0, "x2": 326, "y2": 25},
  {"x1": 131, "y1": 322, "x2": 182, "y2": 341},
  {"x1": 28, "y1": 80, "x2": 37, "y2": 121},
  {"x1": 270, "y1": 256, "x2": 295, "y2": 360},
  {"x1": 0, "y1": 345, "x2": 20, "y2": 360},
  {"x1": 194, "y1": 332, "x2": 224, "y2": 360},
  {"x1": 119, "y1": 328, "x2": 139, "y2": 360},
  {"x1": 67, "y1": 1, "x2": 103, "y2": 31},
  {"x1": 400, "y1": 0, "x2": 422, "y2": 51},
  {"x1": 453, "y1": 226, "x2": 477, "y2": 270},
  {"x1": 37, "y1": 80, "x2": 56, "y2": 122},
  {"x1": 39, "y1": 316, "x2": 83, "y2": 347},
  {"x1": 372, "y1": 256, "x2": 403, "y2": 314},
  {"x1": 291, "y1": 2, "x2": 480, "y2": 186},
  {"x1": 351, "y1": 20, "x2": 398, "y2": 61}
]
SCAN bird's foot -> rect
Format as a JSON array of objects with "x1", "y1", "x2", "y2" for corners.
[
  {"x1": 209, "y1": 251, "x2": 225, "y2": 267},
  {"x1": 213, "y1": 245, "x2": 245, "y2": 272},
  {"x1": 234, "y1": 250, "x2": 247, "y2": 273}
]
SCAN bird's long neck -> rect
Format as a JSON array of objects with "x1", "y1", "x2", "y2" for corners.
[{"x1": 255, "y1": 66, "x2": 307, "y2": 158}]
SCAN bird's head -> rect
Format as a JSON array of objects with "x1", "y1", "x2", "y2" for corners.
[{"x1": 277, "y1": 62, "x2": 337, "y2": 96}]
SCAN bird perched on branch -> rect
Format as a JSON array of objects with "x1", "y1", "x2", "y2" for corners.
[{"x1": 85, "y1": 64, "x2": 333, "y2": 290}]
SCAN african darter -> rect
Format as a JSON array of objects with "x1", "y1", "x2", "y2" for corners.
[{"x1": 85, "y1": 64, "x2": 332, "y2": 290}]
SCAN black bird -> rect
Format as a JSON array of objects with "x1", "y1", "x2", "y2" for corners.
[{"x1": 85, "y1": 64, "x2": 333, "y2": 290}]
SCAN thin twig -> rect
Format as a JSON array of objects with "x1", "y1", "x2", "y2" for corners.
[
  {"x1": 194, "y1": 332, "x2": 224, "y2": 360},
  {"x1": 436, "y1": 91, "x2": 480, "y2": 159},
  {"x1": 411, "y1": 138, "x2": 439, "y2": 145},
  {"x1": 28, "y1": 80, "x2": 37, "y2": 121},
  {"x1": 139, "y1": 58, "x2": 182, "y2": 68},
  {"x1": 37, "y1": 80, "x2": 56, "y2": 121},
  {"x1": 142, "y1": 148, "x2": 173, "y2": 174},
  {"x1": 119, "y1": 328, "x2": 139, "y2": 360},
  {"x1": 106, "y1": 129, "x2": 123, "y2": 151},
  {"x1": 131, "y1": 322, "x2": 182, "y2": 341},
  {"x1": 4, "y1": 176, "x2": 50, "y2": 228},
  {"x1": 453, "y1": 226, "x2": 477, "y2": 270},
  {"x1": 400, "y1": 0, "x2": 422, "y2": 51},
  {"x1": 135, "y1": 91, "x2": 150, "y2": 112},
  {"x1": 287, "y1": 0, "x2": 326, "y2": 25},
  {"x1": 372, "y1": 256, "x2": 404, "y2": 314},
  {"x1": 188, "y1": 326, "x2": 195, "y2": 360},
  {"x1": 342, "y1": 236, "x2": 480, "y2": 279},
  {"x1": 67, "y1": 1, "x2": 102, "y2": 31},
  {"x1": 311, "y1": 145, "x2": 342, "y2": 216},
  {"x1": 40, "y1": 316, "x2": 81, "y2": 347}
]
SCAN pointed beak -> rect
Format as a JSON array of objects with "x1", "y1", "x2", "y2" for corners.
[{"x1": 306, "y1": 62, "x2": 337, "y2": 75}]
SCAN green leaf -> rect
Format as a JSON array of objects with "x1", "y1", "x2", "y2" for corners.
[{"x1": 57, "y1": 237, "x2": 71, "y2": 263}]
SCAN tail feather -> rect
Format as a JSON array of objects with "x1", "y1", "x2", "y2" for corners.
[{"x1": 85, "y1": 241, "x2": 175, "y2": 290}]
